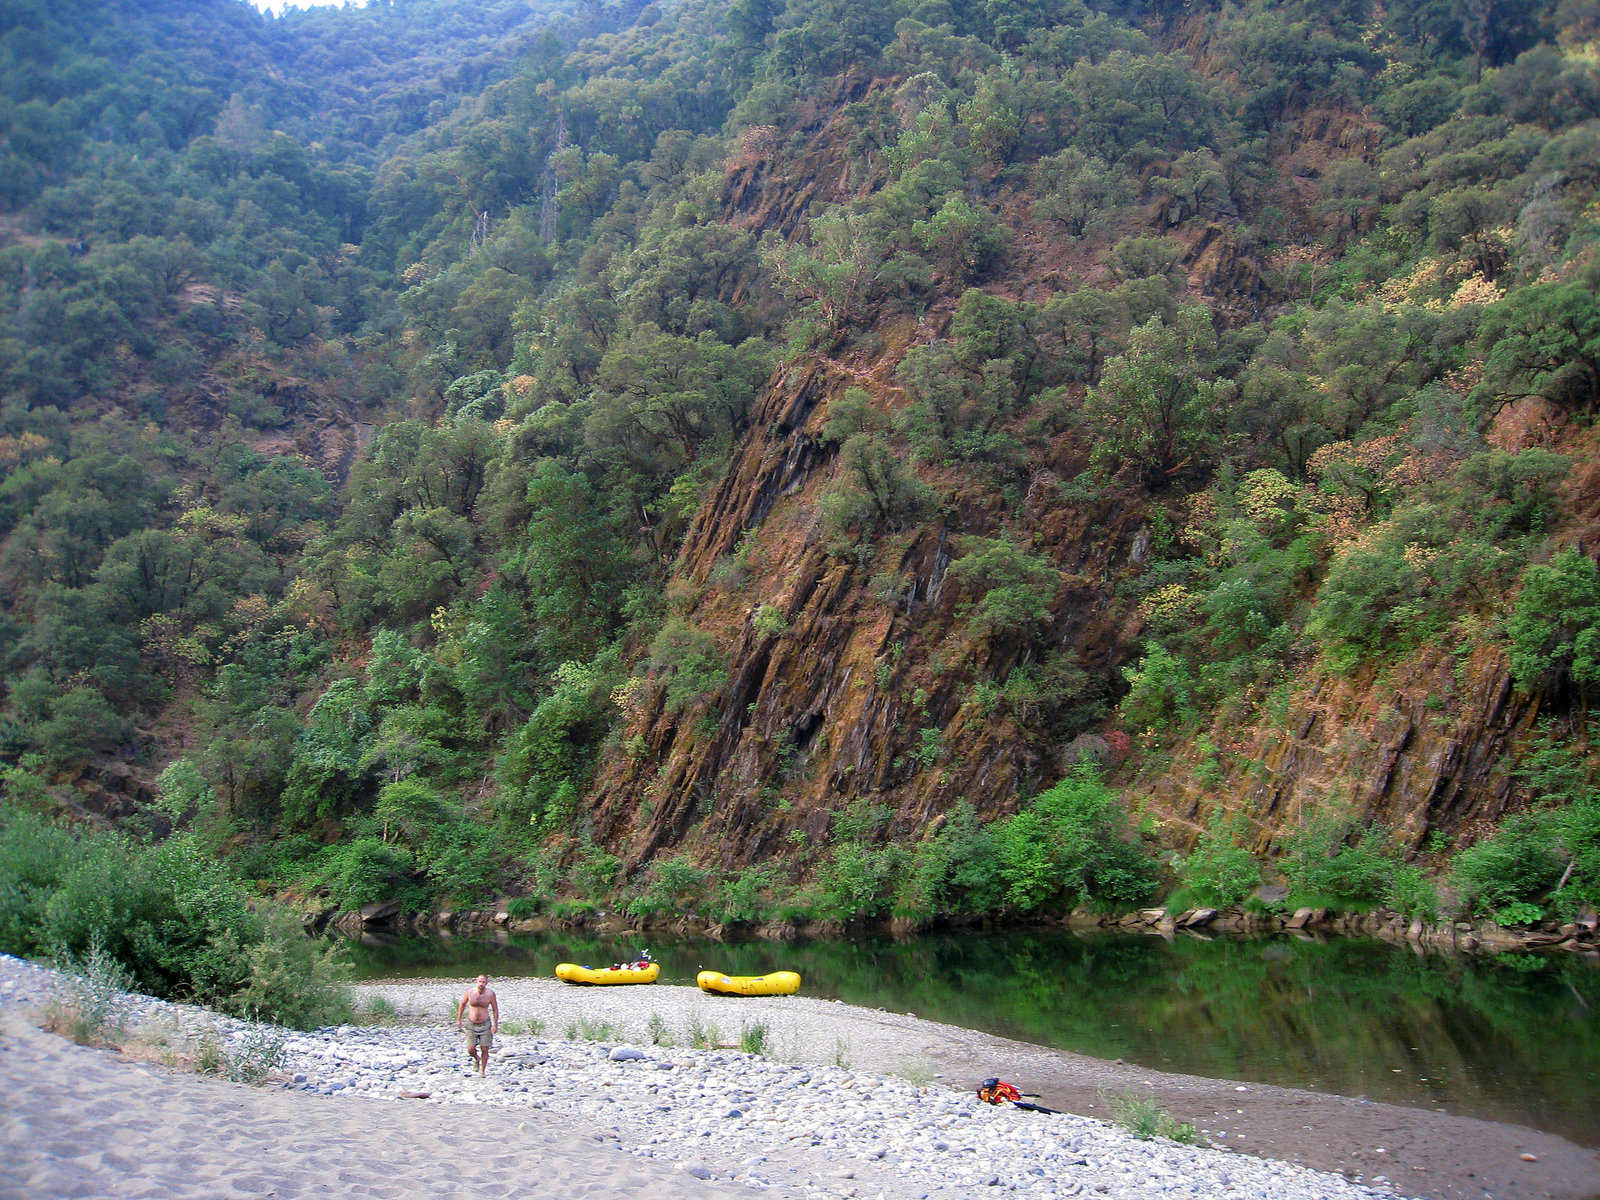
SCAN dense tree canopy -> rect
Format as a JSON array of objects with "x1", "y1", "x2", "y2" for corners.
[{"x1": 3, "y1": 0, "x2": 1599, "y2": 927}]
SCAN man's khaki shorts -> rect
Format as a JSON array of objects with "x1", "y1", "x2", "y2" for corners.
[{"x1": 464, "y1": 1020, "x2": 493, "y2": 1050}]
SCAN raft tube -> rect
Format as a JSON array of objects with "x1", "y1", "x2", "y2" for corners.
[
  {"x1": 555, "y1": 962, "x2": 661, "y2": 985},
  {"x1": 696, "y1": 969, "x2": 801, "y2": 996}
]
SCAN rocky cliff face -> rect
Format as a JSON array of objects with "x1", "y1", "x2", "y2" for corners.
[
  {"x1": 1145, "y1": 644, "x2": 1536, "y2": 858},
  {"x1": 588, "y1": 346, "x2": 1157, "y2": 870},
  {"x1": 584, "y1": 85, "x2": 1598, "y2": 880}
]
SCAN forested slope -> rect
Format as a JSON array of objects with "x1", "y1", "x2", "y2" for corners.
[{"x1": 3, "y1": 0, "x2": 1600, "y2": 940}]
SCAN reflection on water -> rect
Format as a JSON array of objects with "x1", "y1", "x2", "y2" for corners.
[{"x1": 340, "y1": 927, "x2": 1600, "y2": 1146}]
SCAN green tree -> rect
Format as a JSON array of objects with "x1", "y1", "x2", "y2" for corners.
[
  {"x1": 1082, "y1": 307, "x2": 1227, "y2": 486},
  {"x1": 913, "y1": 195, "x2": 1007, "y2": 285},
  {"x1": 1481, "y1": 281, "x2": 1600, "y2": 415},
  {"x1": 511, "y1": 463, "x2": 631, "y2": 671},
  {"x1": 1507, "y1": 549, "x2": 1600, "y2": 715},
  {"x1": 947, "y1": 536, "x2": 1061, "y2": 636},
  {"x1": 374, "y1": 777, "x2": 455, "y2": 846},
  {"x1": 993, "y1": 760, "x2": 1155, "y2": 911}
]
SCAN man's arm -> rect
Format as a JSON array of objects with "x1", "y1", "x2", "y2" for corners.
[
  {"x1": 489, "y1": 993, "x2": 499, "y2": 1030},
  {"x1": 456, "y1": 993, "x2": 467, "y2": 1027}
]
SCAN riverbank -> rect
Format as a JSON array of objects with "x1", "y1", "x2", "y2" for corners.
[
  {"x1": 4, "y1": 956, "x2": 1596, "y2": 1200},
  {"x1": 319, "y1": 899, "x2": 1600, "y2": 960},
  {"x1": 351, "y1": 974, "x2": 1599, "y2": 1200}
]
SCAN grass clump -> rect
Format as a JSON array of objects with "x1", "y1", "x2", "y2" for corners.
[
  {"x1": 647, "y1": 1012, "x2": 674, "y2": 1046},
  {"x1": 1107, "y1": 1089, "x2": 1197, "y2": 1143},
  {"x1": 563, "y1": 1015, "x2": 621, "y2": 1042},
  {"x1": 683, "y1": 1012, "x2": 721, "y2": 1049},
  {"x1": 44, "y1": 942, "x2": 134, "y2": 1047},
  {"x1": 196, "y1": 1025, "x2": 287, "y2": 1083},
  {"x1": 897, "y1": 1059, "x2": 934, "y2": 1086},
  {"x1": 739, "y1": 1020, "x2": 770, "y2": 1056},
  {"x1": 500, "y1": 1016, "x2": 546, "y2": 1036}
]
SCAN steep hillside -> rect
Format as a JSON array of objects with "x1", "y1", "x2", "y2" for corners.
[{"x1": 4, "y1": 0, "x2": 1600, "y2": 936}]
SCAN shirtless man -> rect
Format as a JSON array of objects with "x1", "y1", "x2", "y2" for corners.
[{"x1": 455, "y1": 974, "x2": 499, "y2": 1076}]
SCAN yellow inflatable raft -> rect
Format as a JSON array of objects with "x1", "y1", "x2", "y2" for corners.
[
  {"x1": 555, "y1": 962, "x2": 661, "y2": 985},
  {"x1": 696, "y1": 969, "x2": 801, "y2": 996}
]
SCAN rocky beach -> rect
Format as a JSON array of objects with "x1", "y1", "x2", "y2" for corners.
[{"x1": 3, "y1": 956, "x2": 1595, "y2": 1200}]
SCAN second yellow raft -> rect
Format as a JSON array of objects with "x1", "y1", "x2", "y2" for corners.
[
  {"x1": 555, "y1": 962, "x2": 661, "y2": 985},
  {"x1": 696, "y1": 969, "x2": 801, "y2": 996}
]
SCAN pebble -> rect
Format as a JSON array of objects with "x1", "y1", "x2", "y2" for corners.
[{"x1": 0, "y1": 955, "x2": 1412, "y2": 1200}]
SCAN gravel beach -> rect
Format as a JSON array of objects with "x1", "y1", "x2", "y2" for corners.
[{"x1": 3, "y1": 956, "x2": 1594, "y2": 1200}]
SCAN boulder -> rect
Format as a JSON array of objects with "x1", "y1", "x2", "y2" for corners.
[
  {"x1": 303, "y1": 906, "x2": 338, "y2": 933},
  {"x1": 1254, "y1": 885, "x2": 1290, "y2": 906},
  {"x1": 1182, "y1": 908, "x2": 1218, "y2": 928},
  {"x1": 359, "y1": 900, "x2": 401, "y2": 926},
  {"x1": 331, "y1": 911, "x2": 364, "y2": 936},
  {"x1": 1139, "y1": 908, "x2": 1167, "y2": 925},
  {"x1": 1285, "y1": 907, "x2": 1315, "y2": 930}
]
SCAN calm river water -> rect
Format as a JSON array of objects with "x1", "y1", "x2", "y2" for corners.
[{"x1": 343, "y1": 927, "x2": 1600, "y2": 1147}]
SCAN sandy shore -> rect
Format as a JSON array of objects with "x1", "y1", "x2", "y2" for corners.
[
  {"x1": 1, "y1": 959, "x2": 1594, "y2": 1200},
  {"x1": 355, "y1": 976, "x2": 1600, "y2": 1200},
  {"x1": 0, "y1": 1014, "x2": 726, "y2": 1200}
]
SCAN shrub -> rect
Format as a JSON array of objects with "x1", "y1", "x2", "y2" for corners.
[
  {"x1": 31, "y1": 686, "x2": 132, "y2": 770},
  {"x1": 1178, "y1": 813, "x2": 1260, "y2": 908},
  {"x1": 648, "y1": 617, "x2": 727, "y2": 713},
  {"x1": 1119, "y1": 644, "x2": 1197, "y2": 733},
  {"x1": 154, "y1": 758, "x2": 214, "y2": 822},
  {"x1": 752, "y1": 603, "x2": 789, "y2": 637},
  {"x1": 570, "y1": 842, "x2": 621, "y2": 899},
  {"x1": 1307, "y1": 540, "x2": 1432, "y2": 661},
  {"x1": 1452, "y1": 813, "x2": 1564, "y2": 915},
  {"x1": 314, "y1": 837, "x2": 424, "y2": 913},
  {"x1": 716, "y1": 864, "x2": 781, "y2": 924},
  {"x1": 947, "y1": 536, "x2": 1060, "y2": 635},
  {"x1": 896, "y1": 801, "x2": 1004, "y2": 920},
  {"x1": 1108, "y1": 1090, "x2": 1197, "y2": 1143},
  {"x1": 1383, "y1": 862, "x2": 1440, "y2": 921},
  {"x1": 811, "y1": 841, "x2": 906, "y2": 920},
  {"x1": 1507, "y1": 548, "x2": 1600, "y2": 707},
  {"x1": 625, "y1": 855, "x2": 710, "y2": 919},
  {"x1": 45, "y1": 942, "x2": 135, "y2": 1046},
  {"x1": 0, "y1": 808, "x2": 85, "y2": 955},
  {"x1": 1279, "y1": 812, "x2": 1401, "y2": 909},
  {"x1": 1513, "y1": 724, "x2": 1600, "y2": 914},
  {"x1": 992, "y1": 760, "x2": 1156, "y2": 912},
  {"x1": 221, "y1": 908, "x2": 353, "y2": 1031},
  {"x1": 422, "y1": 824, "x2": 503, "y2": 907},
  {"x1": 2, "y1": 811, "x2": 357, "y2": 1027},
  {"x1": 819, "y1": 433, "x2": 937, "y2": 544}
]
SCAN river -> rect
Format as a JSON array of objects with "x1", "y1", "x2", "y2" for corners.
[{"x1": 340, "y1": 926, "x2": 1600, "y2": 1147}]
